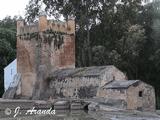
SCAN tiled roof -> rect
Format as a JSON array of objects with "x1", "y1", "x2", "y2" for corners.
[
  {"x1": 49, "y1": 65, "x2": 115, "y2": 79},
  {"x1": 103, "y1": 80, "x2": 140, "y2": 89}
]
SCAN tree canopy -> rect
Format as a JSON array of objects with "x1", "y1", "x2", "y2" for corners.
[{"x1": 0, "y1": 16, "x2": 17, "y2": 96}]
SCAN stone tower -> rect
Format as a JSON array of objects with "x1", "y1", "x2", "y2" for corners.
[{"x1": 16, "y1": 15, "x2": 75, "y2": 98}]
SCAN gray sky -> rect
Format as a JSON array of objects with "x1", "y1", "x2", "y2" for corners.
[{"x1": 0, "y1": 0, "x2": 29, "y2": 20}]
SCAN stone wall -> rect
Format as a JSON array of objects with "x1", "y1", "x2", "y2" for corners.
[
  {"x1": 48, "y1": 76, "x2": 100, "y2": 99},
  {"x1": 38, "y1": 66, "x2": 127, "y2": 100},
  {"x1": 98, "y1": 88, "x2": 127, "y2": 100},
  {"x1": 36, "y1": 74, "x2": 102, "y2": 100},
  {"x1": 127, "y1": 82, "x2": 155, "y2": 111},
  {"x1": 96, "y1": 81, "x2": 156, "y2": 111},
  {"x1": 16, "y1": 16, "x2": 75, "y2": 97},
  {"x1": 97, "y1": 87, "x2": 128, "y2": 109},
  {"x1": 100, "y1": 66, "x2": 127, "y2": 87}
]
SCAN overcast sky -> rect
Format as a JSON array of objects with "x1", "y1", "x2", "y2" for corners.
[{"x1": 0, "y1": 0, "x2": 29, "y2": 20}]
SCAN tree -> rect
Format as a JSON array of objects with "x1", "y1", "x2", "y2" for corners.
[
  {"x1": 147, "y1": 0, "x2": 160, "y2": 108},
  {"x1": 117, "y1": 25, "x2": 146, "y2": 78},
  {"x1": 0, "y1": 16, "x2": 17, "y2": 97}
]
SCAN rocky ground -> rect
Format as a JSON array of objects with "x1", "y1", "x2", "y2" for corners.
[
  {"x1": 0, "y1": 98, "x2": 160, "y2": 120},
  {"x1": 0, "y1": 110, "x2": 160, "y2": 120},
  {"x1": 89, "y1": 110, "x2": 160, "y2": 120}
]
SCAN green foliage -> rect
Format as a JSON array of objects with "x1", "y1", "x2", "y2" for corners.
[
  {"x1": 0, "y1": 16, "x2": 17, "y2": 97},
  {"x1": 92, "y1": 45, "x2": 107, "y2": 66},
  {"x1": 119, "y1": 25, "x2": 146, "y2": 57}
]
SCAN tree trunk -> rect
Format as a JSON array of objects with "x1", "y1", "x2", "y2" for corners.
[
  {"x1": 86, "y1": 2, "x2": 92, "y2": 66},
  {"x1": 86, "y1": 24, "x2": 92, "y2": 66}
]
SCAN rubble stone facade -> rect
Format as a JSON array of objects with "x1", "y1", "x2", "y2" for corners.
[{"x1": 40, "y1": 66, "x2": 127, "y2": 99}]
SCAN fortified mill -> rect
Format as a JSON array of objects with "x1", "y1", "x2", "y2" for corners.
[{"x1": 3, "y1": 15, "x2": 156, "y2": 112}]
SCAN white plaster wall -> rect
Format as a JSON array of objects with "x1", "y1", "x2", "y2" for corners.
[{"x1": 4, "y1": 59, "x2": 17, "y2": 91}]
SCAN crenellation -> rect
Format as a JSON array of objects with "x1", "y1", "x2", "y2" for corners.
[
  {"x1": 47, "y1": 19, "x2": 75, "y2": 34},
  {"x1": 17, "y1": 25, "x2": 38, "y2": 36},
  {"x1": 17, "y1": 20, "x2": 24, "y2": 35},
  {"x1": 17, "y1": 16, "x2": 75, "y2": 36}
]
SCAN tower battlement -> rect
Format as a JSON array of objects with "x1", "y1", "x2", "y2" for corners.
[{"x1": 17, "y1": 15, "x2": 75, "y2": 35}]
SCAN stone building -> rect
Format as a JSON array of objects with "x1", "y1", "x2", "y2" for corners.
[
  {"x1": 36, "y1": 66, "x2": 127, "y2": 99},
  {"x1": 97, "y1": 80, "x2": 155, "y2": 111},
  {"x1": 3, "y1": 15, "x2": 156, "y2": 111}
]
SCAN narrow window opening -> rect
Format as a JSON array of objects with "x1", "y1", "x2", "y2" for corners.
[{"x1": 139, "y1": 91, "x2": 143, "y2": 97}]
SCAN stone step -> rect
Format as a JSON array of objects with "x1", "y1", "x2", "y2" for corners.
[{"x1": 70, "y1": 103, "x2": 84, "y2": 110}]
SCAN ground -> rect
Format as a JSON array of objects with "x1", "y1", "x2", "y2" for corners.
[
  {"x1": 90, "y1": 111, "x2": 160, "y2": 120},
  {"x1": 0, "y1": 98, "x2": 160, "y2": 120},
  {"x1": 0, "y1": 110, "x2": 160, "y2": 120}
]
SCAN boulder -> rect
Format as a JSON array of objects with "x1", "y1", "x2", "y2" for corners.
[{"x1": 88, "y1": 102, "x2": 100, "y2": 111}]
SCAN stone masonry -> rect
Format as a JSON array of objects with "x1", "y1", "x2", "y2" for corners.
[
  {"x1": 41, "y1": 66, "x2": 127, "y2": 99},
  {"x1": 16, "y1": 15, "x2": 75, "y2": 97}
]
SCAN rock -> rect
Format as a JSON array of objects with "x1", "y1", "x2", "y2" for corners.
[{"x1": 88, "y1": 102, "x2": 100, "y2": 111}]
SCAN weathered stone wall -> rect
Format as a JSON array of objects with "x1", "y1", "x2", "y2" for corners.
[
  {"x1": 40, "y1": 66, "x2": 127, "y2": 100},
  {"x1": 43, "y1": 76, "x2": 101, "y2": 99},
  {"x1": 17, "y1": 37, "x2": 37, "y2": 97},
  {"x1": 100, "y1": 66, "x2": 127, "y2": 87},
  {"x1": 16, "y1": 16, "x2": 75, "y2": 97},
  {"x1": 127, "y1": 82, "x2": 155, "y2": 111},
  {"x1": 51, "y1": 35, "x2": 75, "y2": 69},
  {"x1": 97, "y1": 87, "x2": 128, "y2": 109},
  {"x1": 97, "y1": 88, "x2": 127, "y2": 100},
  {"x1": 97, "y1": 81, "x2": 155, "y2": 111}
]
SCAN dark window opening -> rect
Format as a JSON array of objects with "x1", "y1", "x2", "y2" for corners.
[
  {"x1": 120, "y1": 89, "x2": 125, "y2": 94},
  {"x1": 139, "y1": 91, "x2": 143, "y2": 97}
]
